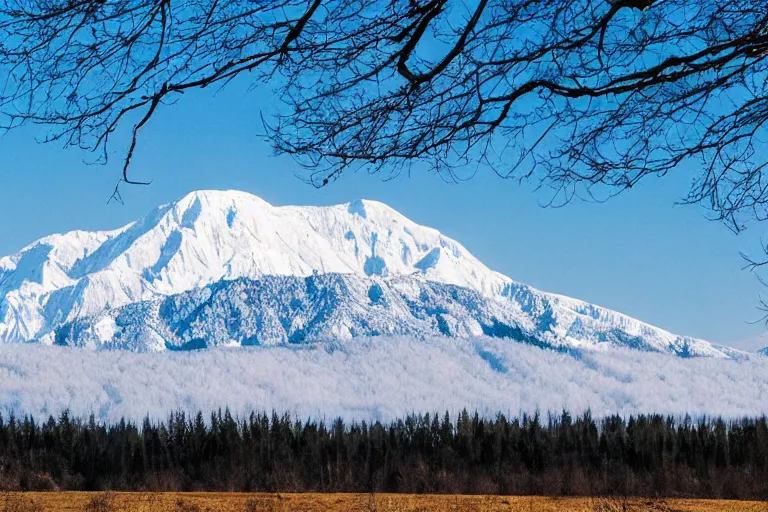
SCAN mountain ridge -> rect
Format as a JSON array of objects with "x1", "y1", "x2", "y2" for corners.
[{"x1": 0, "y1": 189, "x2": 744, "y2": 357}]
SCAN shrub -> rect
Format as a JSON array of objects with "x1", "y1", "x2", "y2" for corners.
[
  {"x1": 590, "y1": 498, "x2": 673, "y2": 512},
  {"x1": 18, "y1": 473, "x2": 57, "y2": 492},
  {"x1": 83, "y1": 492, "x2": 117, "y2": 512},
  {"x1": 175, "y1": 499, "x2": 201, "y2": 512},
  {"x1": 244, "y1": 497, "x2": 281, "y2": 512}
]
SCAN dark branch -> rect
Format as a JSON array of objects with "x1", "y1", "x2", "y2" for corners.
[{"x1": 0, "y1": 0, "x2": 766, "y2": 236}]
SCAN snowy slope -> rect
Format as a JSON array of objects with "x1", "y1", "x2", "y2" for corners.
[
  {"x1": 0, "y1": 190, "x2": 736, "y2": 357},
  {"x1": 56, "y1": 274, "x2": 732, "y2": 358},
  {"x1": 54, "y1": 275, "x2": 556, "y2": 351}
]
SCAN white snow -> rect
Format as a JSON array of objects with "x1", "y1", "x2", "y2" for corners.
[
  {"x1": 0, "y1": 338, "x2": 765, "y2": 423},
  {"x1": 0, "y1": 189, "x2": 739, "y2": 357}
]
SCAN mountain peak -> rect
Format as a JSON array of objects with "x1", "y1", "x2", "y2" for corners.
[
  {"x1": 167, "y1": 189, "x2": 272, "y2": 227},
  {"x1": 174, "y1": 189, "x2": 272, "y2": 207},
  {"x1": 0, "y1": 189, "x2": 742, "y2": 359},
  {"x1": 0, "y1": 190, "x2": 491, "y2": 344},
  {"x1": 345, "y1": 198, "x2": 398, "y2": 217}
]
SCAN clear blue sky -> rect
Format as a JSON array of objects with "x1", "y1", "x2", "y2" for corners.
[{"x1": 0, "y1": 80, "x2": 765, "y2": 349}]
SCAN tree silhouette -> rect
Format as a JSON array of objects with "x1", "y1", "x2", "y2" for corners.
[
  {"x1": 1, "y1": 409, "x2": 767, "y2": 498},
  {"x1": 0, "y1": 0, "x2": 766, "y2": 229}
]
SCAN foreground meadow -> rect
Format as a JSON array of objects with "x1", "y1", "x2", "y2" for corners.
[{"x1": 3, "y1": 493, "x2": 768, "y2": 512}]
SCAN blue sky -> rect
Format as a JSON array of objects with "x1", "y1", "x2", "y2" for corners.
[{"x1": 0, "y1": 81, "x2": 765, "y2": 348}]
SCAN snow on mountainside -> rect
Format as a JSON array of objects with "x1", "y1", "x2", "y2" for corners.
[
  {"x1": 0, "y1": 189, "x2": 738, "y2": 357},
  {"x1": 760, "y1": 347, "x2": 768, "y2": 356}
]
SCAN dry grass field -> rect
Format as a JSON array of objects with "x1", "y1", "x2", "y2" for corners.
[{"x1": 1, "y1": 493, "x2": 767, "y2": 512}]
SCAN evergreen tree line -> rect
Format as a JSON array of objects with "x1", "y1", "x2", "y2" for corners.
[{"x1": 0, "y1": 410, "x2": 766, "y2": 499}]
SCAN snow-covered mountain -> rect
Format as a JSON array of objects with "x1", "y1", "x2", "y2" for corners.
[
  {"x1": 0, "y1": 189, "x2": 737, "y2": 357},
  {"x1": 760, "y1": 347, "x2": 768, "y2": 356}
]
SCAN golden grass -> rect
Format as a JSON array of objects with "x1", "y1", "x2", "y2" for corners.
[{"x1": 2, "y1": 492, "x2": 767, "y2": 512}]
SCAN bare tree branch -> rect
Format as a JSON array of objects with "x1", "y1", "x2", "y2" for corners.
[{"x1": 0, "y1": 0, "x2": 767, "y2": 235}]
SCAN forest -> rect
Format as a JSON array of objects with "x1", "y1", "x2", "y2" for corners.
[{"x1": 0, "y1": 410, "x2": 766, "y2": 500}]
